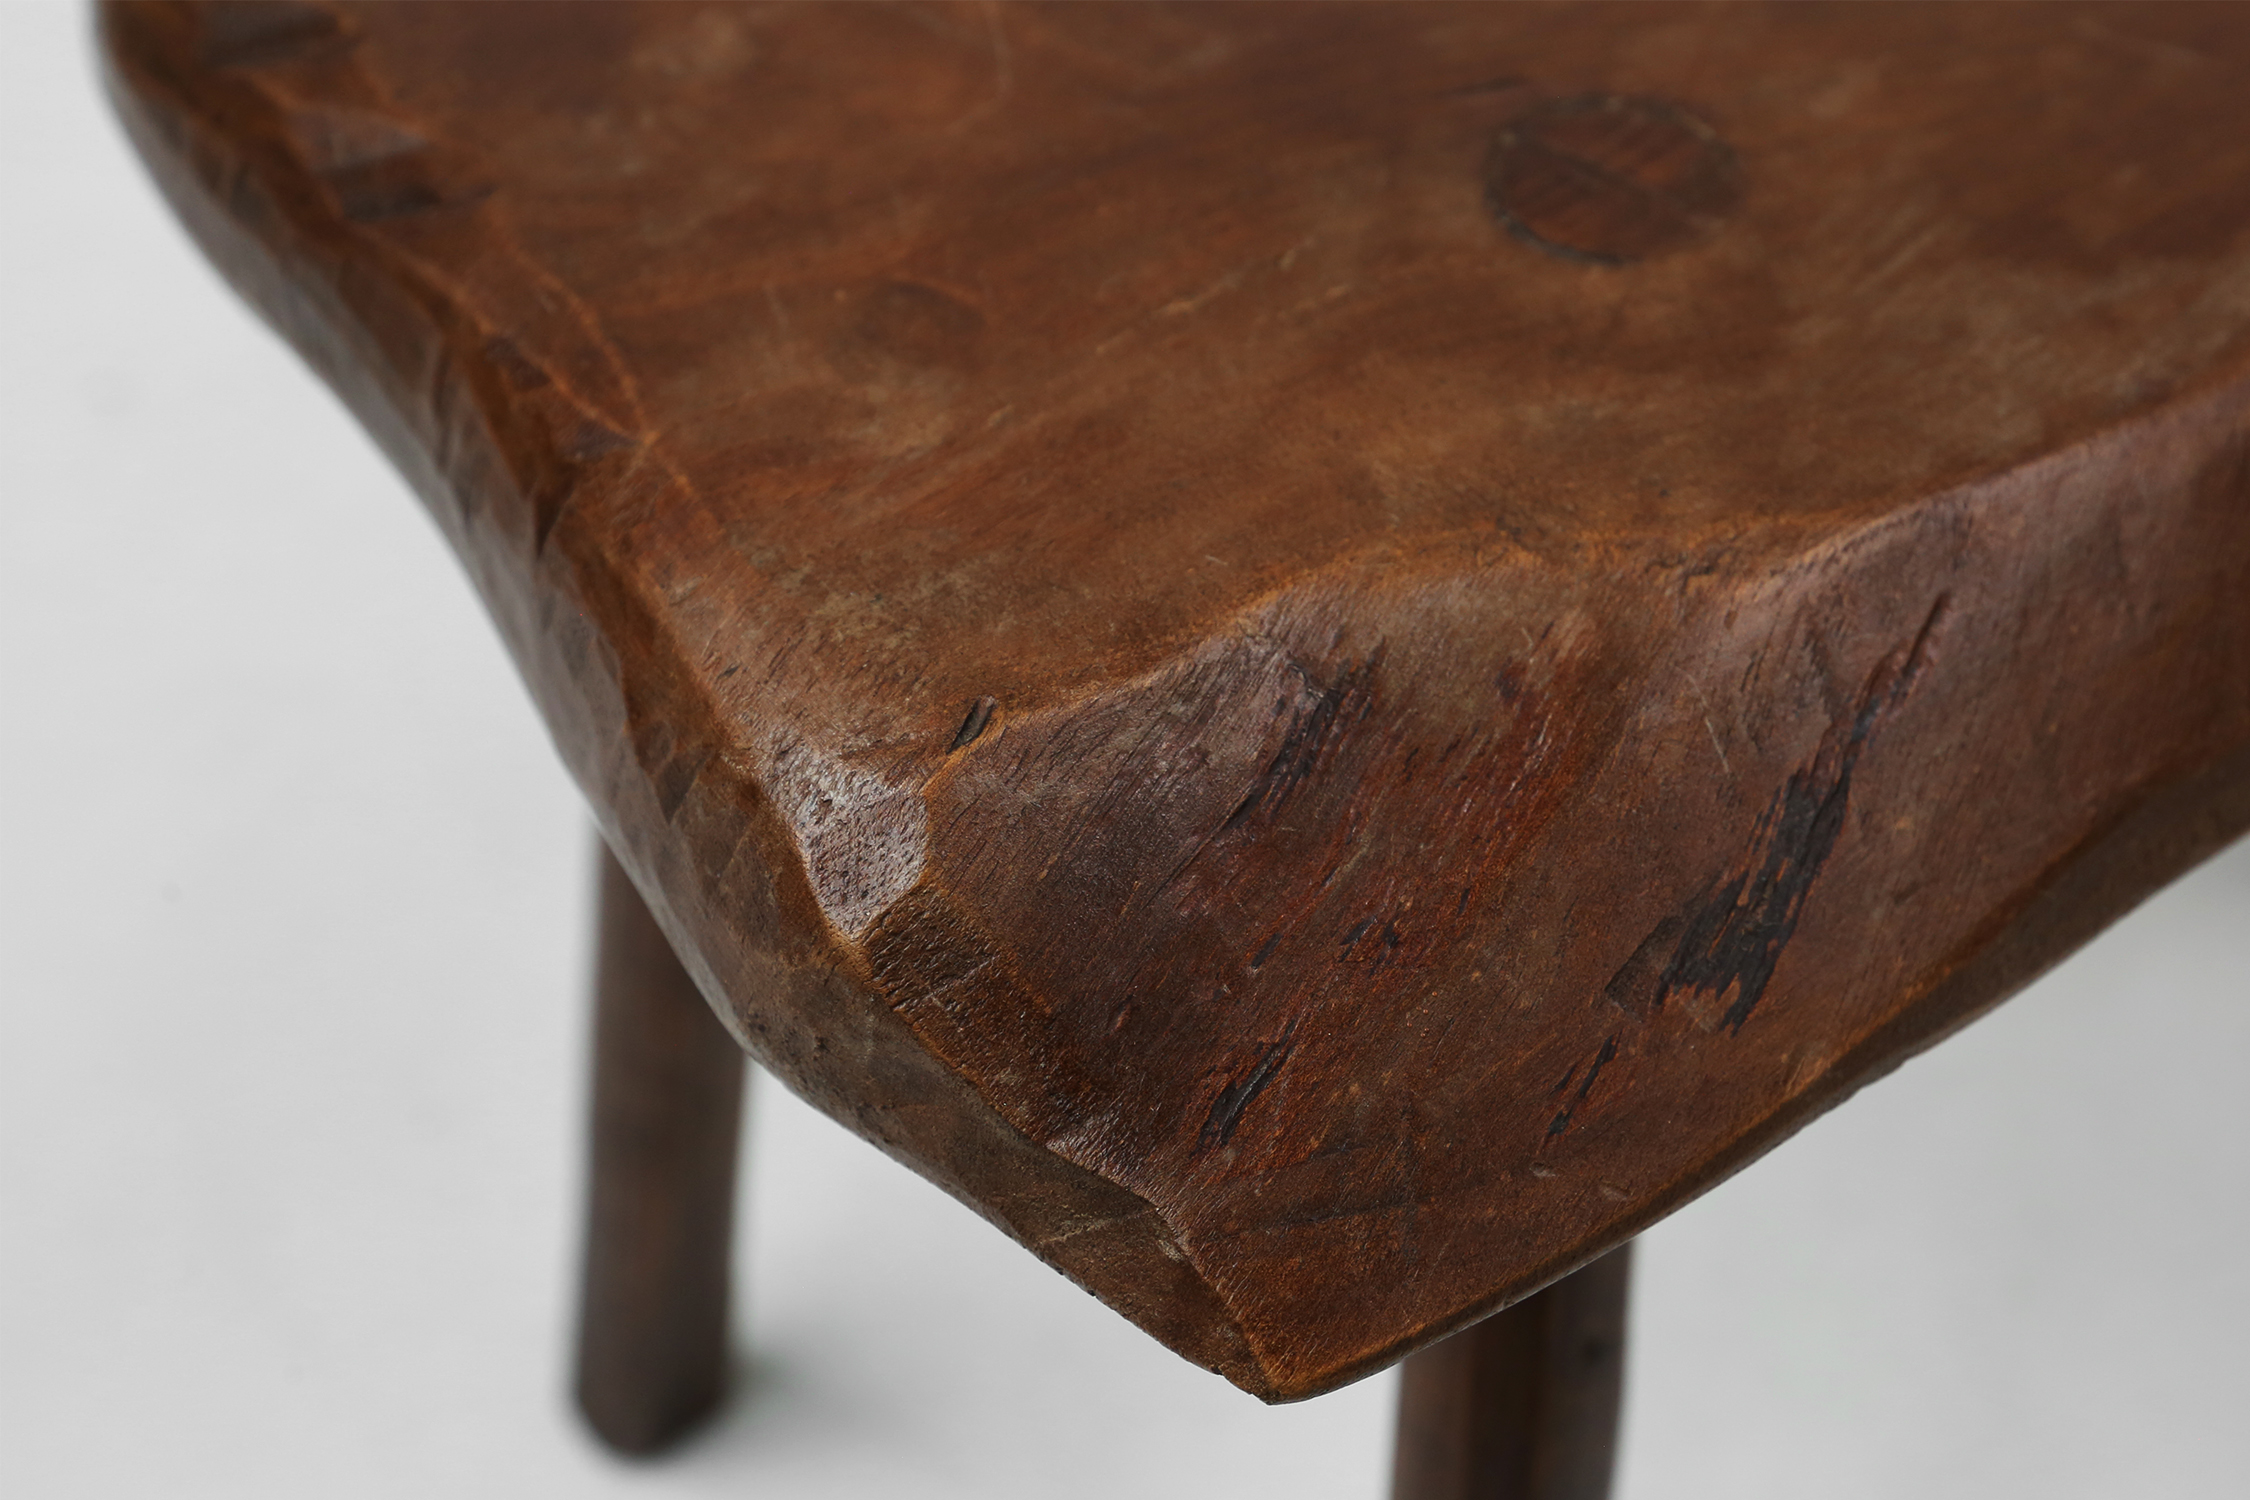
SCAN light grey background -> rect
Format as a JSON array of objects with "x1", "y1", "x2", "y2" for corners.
[{"x1": 4, "y1": 5, "x2": 2245, "y2": 1496}]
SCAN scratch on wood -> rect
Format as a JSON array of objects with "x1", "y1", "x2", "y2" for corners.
[
  {"x1": 1546, "y1": 1034, "x2": 1619, "y2": 1136},
  {"x1": 1198, "y1": 1021, "x2": 1298, "y2": 1152},
  {"x1": 1221, "y1": 655, "x2": 1377, "y2": 834},
  {"x1": 1689, "y1": 679, "x2": 1732, "y2": 773}
]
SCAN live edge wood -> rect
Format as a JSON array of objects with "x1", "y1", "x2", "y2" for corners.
[
  {"x1": 576, "y1": 844, "x2": 745, "y2": 1455},
  {"x1": 105, "y1": 2, "x2": 2250, "y2": 1401}
]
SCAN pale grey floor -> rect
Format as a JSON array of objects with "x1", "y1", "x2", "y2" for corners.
[{"x1": 4, "y1": 6, "x2": 2244, "y2": 1496}]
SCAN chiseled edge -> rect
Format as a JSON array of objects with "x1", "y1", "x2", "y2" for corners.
[
  {"x1": 98, "y1": 0, "x2": 2250, "y2": 1404},
  {"x1": 96, "y1": 0, "x2": 1282, "y2": 1398}
]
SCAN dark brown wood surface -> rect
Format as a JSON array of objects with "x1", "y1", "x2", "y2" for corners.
[
  {"x1": 103, "y1": 0, "x2": 2250, "y2": 1401},
  {"x1": 575, "y1": 843, "x2": 746, "y2": 1454},
  {"x1": 1392, "y1": 1246, "x2": 1631, "y2": 1500}
]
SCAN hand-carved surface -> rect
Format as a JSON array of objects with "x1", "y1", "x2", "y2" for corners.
[{"x1": 104, "y1": 0, "x2": 2250, "y2": 1400}]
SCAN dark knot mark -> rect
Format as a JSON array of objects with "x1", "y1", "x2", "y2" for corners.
[
  {"x1": 1613, "y1": 596, "x2": 1950, "y2": 1034},
  {"x1": 1198, "y1": 1021, "x2": 1298, "y2": 1153},
  {"x1": 948, "y1": 696, "x2": 999, "y2": 753},
  {"x1": 1484, "y1": 94, "x2": 1741, "y2": 266}
]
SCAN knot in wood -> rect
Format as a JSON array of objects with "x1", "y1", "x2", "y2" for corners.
[{"x1": 1484, "y1": 94, "x2": 1741, "y2": 266}]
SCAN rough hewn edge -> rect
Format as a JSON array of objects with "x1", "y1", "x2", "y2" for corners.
[
  {"x1": 96, "y1": 0, "x2": 1278, "y2": 1398},
  {"x1": 1590, "y1": 737, "x2": 2250, "y2": 1297},
  {"x1": 96, "y1": 0, "x2": 2250, "y2": 1404},
  {"x1": 1291, "y1": 410, "x2": 2250, "y2": 1394}
]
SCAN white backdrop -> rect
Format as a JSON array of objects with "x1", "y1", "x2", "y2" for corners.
[{"x1": 4, "y1": 5, "x2": 2245, "y2": 1497}]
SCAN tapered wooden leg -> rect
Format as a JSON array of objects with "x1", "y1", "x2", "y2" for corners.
[
  {"x1": 1390, "y1": 1244, "x2": 1632, "y2": 1500},
  {"x1": 574, "y1": 844, "x2": 747, "y2": 1454}
]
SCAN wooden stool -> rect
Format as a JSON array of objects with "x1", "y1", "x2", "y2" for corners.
[{"x1": 103, "y1": 3, "x2": 2250, "y2": 1494}]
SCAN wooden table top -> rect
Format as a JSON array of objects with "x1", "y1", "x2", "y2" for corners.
[{"x1": 105, "y1": 0, "x2": 2250, "y2": 1400}]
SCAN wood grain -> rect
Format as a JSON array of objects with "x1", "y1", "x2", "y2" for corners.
[
  {"x1": 1392, "y1": 1245, "x2": 1631, "y2": 1500},
  {"x1": 575, "y1": 842, "x2": 746, "y2": 1454},
  {"x1": 103, "y1": 0, "x2": 2250, "y2": 1400}
]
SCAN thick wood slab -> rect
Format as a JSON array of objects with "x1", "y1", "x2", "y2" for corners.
[{"x1": 105, "y1": 1, "x2": 2250, "y2": 1399}]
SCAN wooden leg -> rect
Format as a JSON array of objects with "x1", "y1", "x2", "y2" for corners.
[
  {"x1": 574, "y1": 844, "x2": 747, "y2": 1454},
  {"x1": 1390, "y1": 1244, "x2": 1632, "y2": 1500}
]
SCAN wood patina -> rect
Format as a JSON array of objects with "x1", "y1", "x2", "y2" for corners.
[{"x1": 104, "y1": 0, "x2": 2250, "y2": 1405}]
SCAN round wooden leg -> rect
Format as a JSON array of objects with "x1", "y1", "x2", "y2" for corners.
[
  {"x1": 573, "y1": 843, "x2": 747, "y2": 1454},
  {"x1": 1391, "y1": 1245, "x2": 1632, "y2": 1500}
]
